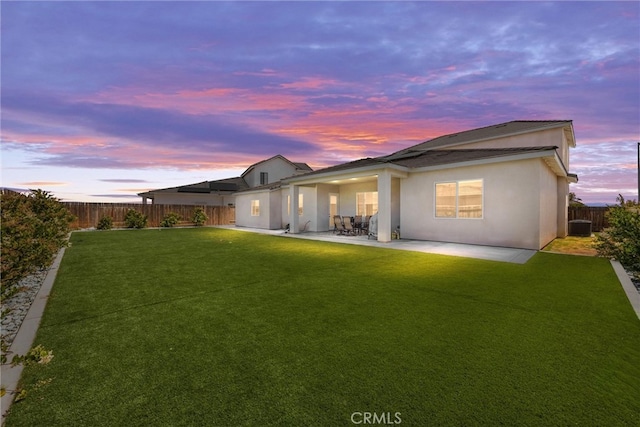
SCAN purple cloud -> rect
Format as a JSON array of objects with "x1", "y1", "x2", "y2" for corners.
[{"x1": 1, "y1": 1, "x2": 638, "y2": 203}]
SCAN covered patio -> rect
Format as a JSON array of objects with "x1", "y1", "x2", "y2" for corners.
[{"x1": 284, "y1": 159, "x2": 406, "y2": 243}]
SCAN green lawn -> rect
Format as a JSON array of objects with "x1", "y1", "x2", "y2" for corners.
[{"x1": 6, "y1": 228, "x2": 640, "y2": 426}]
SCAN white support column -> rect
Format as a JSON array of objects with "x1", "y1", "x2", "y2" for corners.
[
  {"x1": 557, "y1": 177, "x2": 569, "y2": 237},
  {"x1": 289, "y1": 185, "x2": 300, "y2": 234},
  {"x1": 377, "y1": 170, "x2": 392, "y2": 242}
]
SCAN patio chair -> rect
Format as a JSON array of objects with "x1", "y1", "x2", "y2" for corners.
[
  {"x1": 361, "y1": 215, "x2": 371, "y2": 235},
  {"x1": 333, "y1": 215, "x2": 348, "y2": 235},
  {"x1": 353, "y1": 215, "x2": 363, "y2": 235},
  {"x1": 343, "y1": 216, "x2": 356, "y2": 236}
]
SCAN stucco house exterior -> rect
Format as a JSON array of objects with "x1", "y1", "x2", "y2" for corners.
[
  {"x1": 234, "y1": 120, "x2": 578, "y2": 250},
  {"x1": 138, "y1": 155, "x2": 312, "y2": 206}
]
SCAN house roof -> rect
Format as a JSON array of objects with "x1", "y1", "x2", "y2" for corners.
[
  {"x1": 138, "y1": 154, "x2": 309, "y2": 198},
  {"x1": 240, "y1": 154, "x2": 312, "y2": 178},
  {"x1": 390, "y1": 120, "x2": 574, "y2": 156},
  {"x1": 138, "y1": 176, "x2": 248, "y2": 197},
  {"x1": 283, "y1": 120, "x2": 575, "y2": 184},
  {"x1": 285, "y1": 146, "x2": 564, "y2": 184},
  {"x1": 388, "y1": 146, "x2": 560, "y2": 169}
]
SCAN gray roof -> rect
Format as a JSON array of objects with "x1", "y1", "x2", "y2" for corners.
[
  {"x1": 284, "y1": 120, "x2": 573, "y2": 183},
  {"x1": 138, "y1": 176, "x2": 248, "y2": 197},
  {"x1": 389, "y1": 146, "x2": 559, "y2": 169},
  {"x1": 138, "y1": 154, "x2": 309, "y2": 197},
  {"x1": 286, "y1": 146, "x2": 559, "y2": 182},
  {"x1": 391, "y1": 120, "x2": 572, "y2": 155}
]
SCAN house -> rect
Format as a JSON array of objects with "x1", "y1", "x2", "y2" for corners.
[
  {"x1": 138, "y1": 155, "x2": 312, "y2": 206},
  {"x1": 234, "y1": 120, "x2": 578, "y2": 250}
]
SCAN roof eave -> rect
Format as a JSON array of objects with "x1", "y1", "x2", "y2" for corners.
[
  {"x1": 433, "y1": 121, "x2": 574, "y2": 150},
  {"x1": 408, "y1": 148, "x2": 566, "y2": 174},
  {"x1": 284, "y1": 162, "x2": 408, "y2": 185}
]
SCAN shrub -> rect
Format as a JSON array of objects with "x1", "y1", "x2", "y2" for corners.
[
  {"x1": 1, "y1": 190, "x2": 75, "y2": 298},
  {"x1": 97, "y1": 216, "x2": 113, "y2": 230},
  {"x1": 594, "y1": 195, "x2": 640, "y2": 272},
  {"x1": 192, "y1": 207, "x2": 208, "y2": 226},
  {"x1": 160, "y1": 212, "x2": 181, "y2": 228},
  {"x1": 124, "y1": 209, "x2": 148, "y2": 229}
]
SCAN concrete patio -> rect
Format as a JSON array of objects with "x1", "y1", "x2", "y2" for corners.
[{"x1": 218, "y1": 226, "x2": 537, "y2": 264}]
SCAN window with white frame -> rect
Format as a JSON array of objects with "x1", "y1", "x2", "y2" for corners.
[
  {"x1": 260, "y1": 172, "x2": 268, "y2": 185},
  {"x1": 287, "y1": 194, "x2": 304, "y2": 216},
  {"x1": 356, "y1": 192, "x2": 378, "y2": 216},
  {"x1": 251, "y1": 200, "x2": 260, "y2": 216},
  {"x1": 435, "y1": 179, "x2": 483, "y2": 219}
]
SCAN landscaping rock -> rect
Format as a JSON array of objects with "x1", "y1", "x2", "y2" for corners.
[{"x1": 1, "y1": 269, "x2": 48, "y2": 348}]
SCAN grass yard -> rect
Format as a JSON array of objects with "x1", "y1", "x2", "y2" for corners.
[
  {"x1": 5, "y1": 228, "x2": 640, "y2": 426},
  {"x1": 541, "y1": 235, "x2": 598, "y2": 256}
]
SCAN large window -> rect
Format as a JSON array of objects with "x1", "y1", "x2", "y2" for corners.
[
  {"x1": 251, "y1": 200, "x2": 260, "y2": 216},
  {"x1": 287, "y1": 194, "x2": 304, "y2": 216},
  {"x1": 356, "y1": 192, "x2": 378, "y2": 216},
  {"x1": 435, "y1": 179, "x2": 483, "y2": 219}
]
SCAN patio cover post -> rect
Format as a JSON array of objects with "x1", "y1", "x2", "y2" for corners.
[
  {"x1": 289, "y1": 184, "x2": 300, "y2": 234},
  {"x1": 377, "y1": 170, "x2": 392, "y2": 242}
]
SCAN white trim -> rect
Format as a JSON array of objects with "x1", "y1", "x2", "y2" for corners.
[{"x1": 284, "y1": 165, "x2": 408, "y2": 186}]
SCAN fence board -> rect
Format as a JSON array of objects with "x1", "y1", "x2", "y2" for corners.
[
  {"x1": 63, "y1": 203, "x2": 235, "y2": 229},
  {"x1": 54, "y1": 202, "x2": 611, "y2": 232},
  {"x1": 568, "y1": 206, "x2": 609, "y2": 232}
]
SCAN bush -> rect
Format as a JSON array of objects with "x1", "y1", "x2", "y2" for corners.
[
  {"x1": 1, "y1": 189, "x2": 75, "y2": 297},
  {"x1": 160, "y1": 212, "x2": 181, "y2": 228},
  {"x1": 192, "y1": 207, "x2": 208, "y2": 226},
  {"x1": 594, "y1": 195, "x2": 640, "y2": 272},
  {"x1": 124, "y1": 209, "x2": 148, "y2": 229},
  {"x1": 97, "y1": 216, "x2": 113, "y2": 230}
]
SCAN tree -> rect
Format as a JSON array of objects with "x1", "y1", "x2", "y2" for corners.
[
  {"x1": 569, "y1": 192, "x2": 585, "y2": 207},
  {"x1": 1, "y1": 190, "x2": 75, "y2": 298},
  {"x1": 593, "y1": 195, "x2": 640, "y2": 272}
]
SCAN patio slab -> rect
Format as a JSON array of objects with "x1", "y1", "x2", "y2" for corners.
[{"x1": 218, "y1": 226, "x2": 537, "y2": 264}]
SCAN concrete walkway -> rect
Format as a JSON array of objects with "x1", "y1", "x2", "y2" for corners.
[{"x1": 218, "y1": 226, "x2": 537, "y2": 264}]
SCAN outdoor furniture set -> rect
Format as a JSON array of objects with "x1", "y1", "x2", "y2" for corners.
[{"x1": 333, "y1": 215, "x2": 371, "y2": 236}]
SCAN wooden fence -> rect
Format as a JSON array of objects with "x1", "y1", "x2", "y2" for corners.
[
  {"x1": 568, "y1": 206, "x2": 609, "y2": 232},
  {"x1": 63, "y1": 203, "x2": 235, "y2": 229}
]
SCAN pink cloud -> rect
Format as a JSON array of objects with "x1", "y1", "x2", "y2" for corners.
[{"x1": 279, "y1": 77, "x2": 341, "y2": 90}]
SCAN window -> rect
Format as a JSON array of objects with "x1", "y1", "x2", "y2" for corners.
[
  {"x1": 287, "y1": 194, "x2": 304, "y2": 216},
  {"x1": 260, "y1": 172, "x2": 268, "y2": 185},
  {"x1": 435, "y1": 179, "x2": 483, "y2": 219},
  {"x1": 251, "y1": 200, "x2": 260, "y2": 216},
  {"x1": 356, "y1": 192, "x2": 378, "y2": 216}
]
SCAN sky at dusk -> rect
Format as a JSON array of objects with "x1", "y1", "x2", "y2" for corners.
[{"x1": 2, "y1": 1, "x2": 639, "y2": 205}]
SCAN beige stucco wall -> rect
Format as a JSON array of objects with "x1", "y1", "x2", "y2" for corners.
[
  {"x1": 400, "y1": 158, "x2": 558, "y2": 250},
  {"x1": 243, "y1": 157, "x2": 301, "y2": 187},
  {"x1": 538, "y1": 163, "x2": 560, "y2": 249},
  {"x1": 234, "y1": 191, "x2": 278, "y2": 229},
  {"x1": 450, "y1": 127, "x2": 570, "y2": 170}
]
